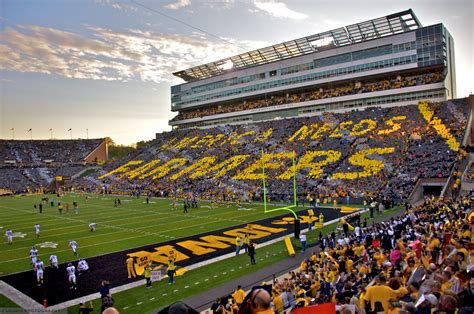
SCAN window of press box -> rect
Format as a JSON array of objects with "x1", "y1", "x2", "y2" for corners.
[{"x1": 269, "y1": 70, "x2": 277, "y2": 77}]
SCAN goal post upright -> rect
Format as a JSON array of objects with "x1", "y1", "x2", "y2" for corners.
[{"x1": 261, "y1": 150, "x2": 299, "y2": 219}]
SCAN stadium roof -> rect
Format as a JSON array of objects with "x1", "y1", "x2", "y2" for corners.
[{"x1": 173, "y1": 9, "x2": 422, "y2": 82}]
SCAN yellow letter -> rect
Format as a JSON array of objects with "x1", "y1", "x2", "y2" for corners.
[
  {"x1": 233, "y1": 152, "x2": 292, "y2": 180},
  {"x1": 98, "y1": 160, "x2": 143, "y2": 179},
  {"x1": 122, "y1": 159, "x2": 160, "y2": 179},
  {"x1": 170, "y1": 156, "x2": 217, "y2": 180},
  {"x1": 310, "y1": 123, "x2": 333, "y2": 140},
  {"x1": 177, "y1": 235, "x2": 235, "y2": 256},
  {"x1": 332, "y1": 147, "x2": 395, "y2": 179},
  {"x1": 138, "y1": 158, "x2": 188, "y2": 179},
  {"x1": 175, "y1": 137, "x2": 198, "y2": 149},
  {"x1": 207, "y1": 155, "x2": 251, "y2": 179},
  {"x1": 377, "y1": 116, "x2": 406, "y2": 135},
  {"x1": 350, "y1": 119, "x2": 377, "y2": 136},
  {"x1": 330, "y1": 121, "x2": 353, "y2": 138},
  {"x1": 150, "y1": 245, "x2": 189, "y2": 264},
  {"x1": 288, "y1": 124, "x2": 317, "y2": 142},
  {"x1": 278, "y1": 150, "x2": 341, "y2": 179}
]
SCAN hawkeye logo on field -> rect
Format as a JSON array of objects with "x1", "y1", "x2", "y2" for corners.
[{"x1": 126, "y1": 223, "x2": 287, "y2": 276}]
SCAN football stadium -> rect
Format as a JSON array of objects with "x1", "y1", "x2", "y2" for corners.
[{"x1": 1, "y1": 6, "x2": 473, "y2": 314}]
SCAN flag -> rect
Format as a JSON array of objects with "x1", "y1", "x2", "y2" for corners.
[
  {"x1": 68, "y1": 128, "x2": 72, "y2": 131},
  {"x1": 291, "y1": 302, "x2": 336, "y2": 314},
  {"x1": 27, "y1": 128, "x2": 32, "y2": 132}
]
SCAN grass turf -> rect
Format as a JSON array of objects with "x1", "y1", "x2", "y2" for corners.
[
  {"x1": 64, "y1": 206, "x2": 401, "y2": 314},
  {"x1": 0, "y1": 294, "x2": 19, "y2": 308},
  {"x1": 0, "y1": 193, "x2": 311, "y2": 275}
]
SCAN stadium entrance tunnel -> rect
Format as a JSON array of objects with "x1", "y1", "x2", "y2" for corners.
[{"x1": 0, "y1": 207, "x2": 355, "y2": 307}]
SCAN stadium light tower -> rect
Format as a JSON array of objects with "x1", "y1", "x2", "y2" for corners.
[
  {"x1": 49, "y1": 128, "x2": 53, "y2": 139},
  {"x1": 86, "y1": 128, "x2": 89, "y2": 139},
  {"x1": 68, "y1": 128, "x2": 72, "y2": 140},
  {"x1": 27, "y1": 128, "x2": 32, "y2": 140},
  {"x1": 10, "y1": 127, "x2": 14, "y2": 140}
]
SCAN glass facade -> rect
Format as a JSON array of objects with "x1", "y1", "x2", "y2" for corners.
[
  {"x1": 172, "y1": 25, "x2": 447, "y2": 110},
  {"x1": 173, "y1": 55, "x2": 420, "y2": 108}
]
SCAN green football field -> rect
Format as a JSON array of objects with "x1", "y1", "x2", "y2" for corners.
[
  {"x1": 0, "y1": 193, "x2": 317, "y2": 275},
  {"x1": 0, "y1": 193, "x2": 385, "y2": 313}
]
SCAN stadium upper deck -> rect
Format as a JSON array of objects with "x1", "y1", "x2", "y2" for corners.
[{"x1": 169, "y1": 9, "x2": 456, "y2": 129}]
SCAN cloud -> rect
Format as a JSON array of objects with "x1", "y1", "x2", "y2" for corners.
[
  {"x1": 165, "y1": 0, "x2": 191, "y2": 10},
  {"x1": 252, "y1": 1, "x2": 308, "y2": 20},
  {"x1": 204, "y1": 0, "x2": 235, "y2": 10},
  {"x1": 94, "y1": 0, "x2": 138, "y2": 12},
  {"x1": 0, "y1": 24, "x2": 268, "y2": 84}
]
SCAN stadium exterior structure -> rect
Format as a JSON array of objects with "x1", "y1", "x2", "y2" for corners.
[{"x1": 169, "y1": 9, "x2": 456, "y2": 130}]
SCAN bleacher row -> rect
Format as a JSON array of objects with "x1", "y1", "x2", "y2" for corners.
[
  {"x1": 0, "y1": 99, "x2": 469, "y2": 199},
  {"x1": 0, "y1": 139, "x2": 102, "y2": 193},
  {"x1": 97, "y1": 99, "x2": 469, "y2": 203},
  {"x1": 172, "y1": 70, "x2": 444, "y2": 122}
]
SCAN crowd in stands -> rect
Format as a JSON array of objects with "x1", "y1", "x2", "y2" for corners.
[
  {"x1": 0, "y1": 139, "x2": 102, "y2": 193},
  {"x1": 0, "y1": 139, "x2": 102, "y2": 165},
  {"x1": 172, "y1": 71, "x2": 444, "y2": 121},
  {"x1": 96, "y1": 99, "x2": 468, "y2": 204},
  {"x1": 225, "y1": 196, "x2": 472, "y2": 314},
  {"x1": 465, "y1": 163, "x2": 474, "y2": 183}
]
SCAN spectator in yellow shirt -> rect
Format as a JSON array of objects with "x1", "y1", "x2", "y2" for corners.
[
  {"x1": 232, "y1": 285, "x2": 246, "y2": 307},
  {"x1": 363, "y1": 276, "x2": 408, "y2": 312}
]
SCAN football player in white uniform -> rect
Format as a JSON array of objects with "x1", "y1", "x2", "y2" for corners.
[
  {"x1": 30, "y1": 246, "x2": 38, "y2": 265},
  {"x1": 77, "y1": 259, "x2": 90, "y2": 274},
  {"x1": 89, "y1": 223, "x2": 96, "y2": 232},
  {"x1": 34, "y1": 224, "x2": 40, "y2": 239},
  {"x1": 5, "y1": 228, "x2": 13, "y2": 244},
  {"x1": 49, "y1": 254, "x2": 58, "y2": 268},
  {"x1": 34, "y1": 258, "x2": 45, "y2": 285},
  {"x1": 69, "y1": 240, "x2": 78, "y2": 256},
  {"x1": 66, "y1": 263, "x2": 77, "y2": 290}
]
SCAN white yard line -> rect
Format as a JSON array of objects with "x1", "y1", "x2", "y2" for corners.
[{"x1": 40, "y1": 214, "x2": 356, "y2": 311}]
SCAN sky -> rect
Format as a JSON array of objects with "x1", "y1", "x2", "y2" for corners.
[{"x1": 0, "y1": 0, "x2": 473, "y2": 145}]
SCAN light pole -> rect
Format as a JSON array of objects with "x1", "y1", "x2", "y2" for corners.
[
  {"x1": 27, "y1": 128, "x2": 32, "y2": 140},
  {"x1": 86, "y1": 128, "x2": 89, "y2": 139},
  {"x1": 49, "y1": 128, "x2": 53, "y2": 139},
  {"x1": 10, "y1": 128, "x2": 14, "y2": 140},
  {"x1": 68, "y1": 128, "x2": 72, "y2": 140}
]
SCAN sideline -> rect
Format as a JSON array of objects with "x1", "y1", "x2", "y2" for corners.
[
  {"x1": 0, "y1": 280, "x2": 44, "y2": 311},
  {"x1": 43, "y1": 213, "x2": 356, "y2": 311}
]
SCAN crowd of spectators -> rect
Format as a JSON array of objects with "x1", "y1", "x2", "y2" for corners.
[
  {"x1": 465, "y1": 163, "x2": 474, "y2": 183},
  {"x1": 0, "y1": 139, "x2": 102, "y2": 165},
  {"x1": 172, "y1": 70, "x2": 444, "y2": 122},
  {"x1": 227, "y1": 196, "x2": 473, "y2": 314},
  {"x1": 96, "y1": 99, "x2": 468, "y2": 204},
  {"x1": 0, "y1": 139, "x2": 102, "y2": 193}
]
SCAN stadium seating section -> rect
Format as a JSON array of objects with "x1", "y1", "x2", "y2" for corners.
[
  {"x1": 96, "y1": 99, "x2": 469, "y2": 202},
  {"x1": 0, "y1": 139, "x2": 102, "y2": 193},
  {"x1": 172, "y1": 70, "x2": 444, "y2": 121}
]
